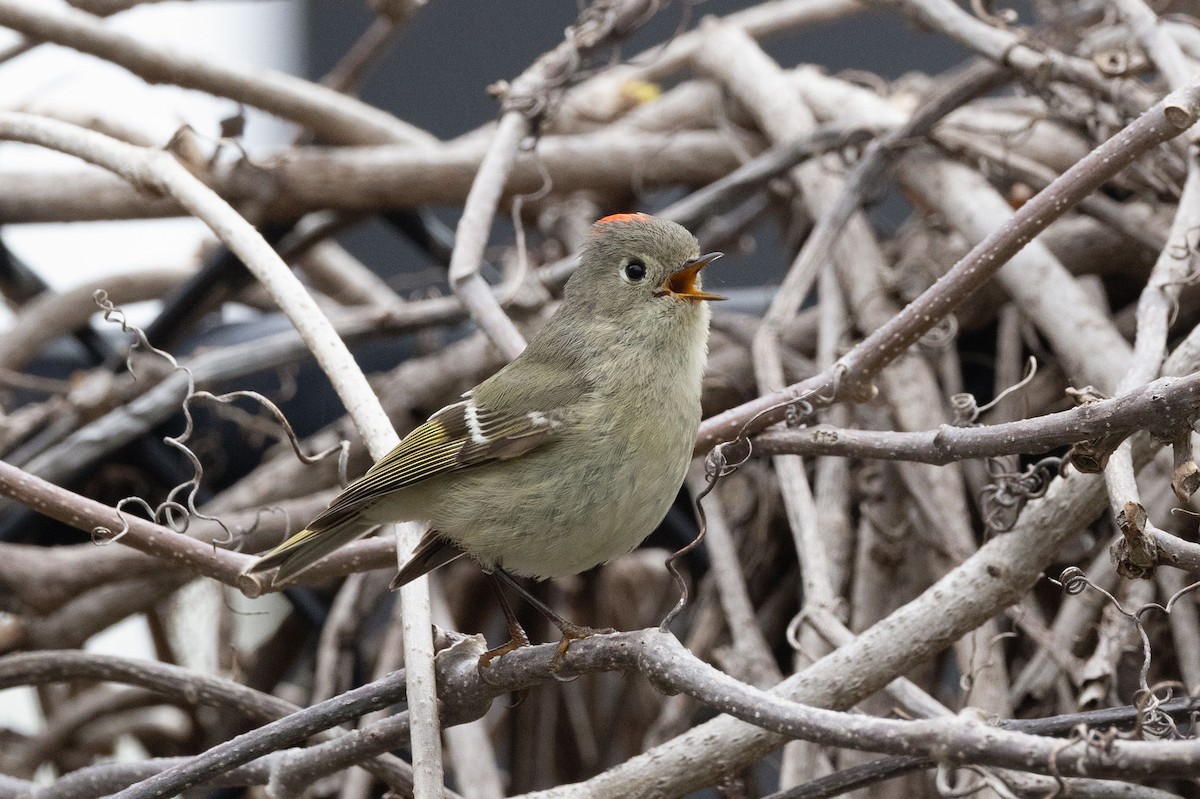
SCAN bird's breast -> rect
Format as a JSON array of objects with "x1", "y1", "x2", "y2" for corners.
[{"x1": 425, "y1": 338, "x2": 707, "y2": 580}]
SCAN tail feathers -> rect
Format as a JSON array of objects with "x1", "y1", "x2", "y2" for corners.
[
  {"x1": 246, "y1": 516, "x2": 375, "y2": 586},
  {"x1": 389, "y1": 530, "x2": 466, "y2": 590}
]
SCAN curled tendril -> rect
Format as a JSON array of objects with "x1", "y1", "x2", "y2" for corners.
[
  {"x1": 92, "y1": 496, "x2": 160, "y2": 545},
  {"x1": 223, "y1": 506, "x2": 292, "y2": 554},
  {"x1": 784, "y1": 610, "x2": 807, "y2": 653},
  {"x1": 935, "y1": 763, "x2": 1019, "y2": 799},
  {"x1": 784, "y1": 398, "x2": 813, "y2": 428},
  {"x1": 191, "y1": 391, "x2": 350, "y2": 473},
  {"x1": 663, "y1": 386, "x2": 826, "y2": 629},
  {"x1": 1133, "y1": 682, "x2": 1188, "y2": 740},
  {"x1": 823, "y1": 364, "x2": 845, "y2": 403},
  {"x1": 706, "y1": 437, "x2": 752, "y2": 479},
  {"x1": 1056, "y1": 566, "x2": 1088, "y2": 595},
  {"x1": 747, "y1": 389, "x2": 821, "y2": 436},
  {"x1": 951, "y1": 357, "x2": 1038, "y2": 426},
  {"x1": 94, "y1": 290, "x2": 182, "y2": 379},
  {"x1": 89, "y1": 291, "x2": 352, "y2": 550},
  {"x1": 1051, "y1": 566, "x2": 1200, "y2": 718},
  {"x1": 979, "y1": 455, "x2": 1061, "y2": 534},
  {"x1": 949, "y1": 393, "x2": 981, "y2": 426},
  {"x1": 661, "y1": 465, "x2": 714, "y2": 632}
]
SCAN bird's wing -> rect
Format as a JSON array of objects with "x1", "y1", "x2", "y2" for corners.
[
  {"x1": 244, "y1": 357, "x2": 589, "y2": 584},
  {"x1": 311, "y1": 359, "x2": 590, "y2": 522},
  {"x1": 314, "y1": 401, "x2": 554, "y2": 519},
  {"x1": 246, "y1": 395, "x2": 568, "y2": 581}
]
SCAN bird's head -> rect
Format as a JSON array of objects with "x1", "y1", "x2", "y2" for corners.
[{"x1": 563, "y1": 214, "x2": 724, "y2": 325}]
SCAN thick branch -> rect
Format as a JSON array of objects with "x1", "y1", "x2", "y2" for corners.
[
  {"x1": 0, "y1": 129, "x2": 746, "y2": 223},
  {"x1": 753, "y1": 372, "x2": 1200, "y2": 465}
]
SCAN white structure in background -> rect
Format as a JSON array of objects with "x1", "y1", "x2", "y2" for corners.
[
  {"x1": 0, "y1": 0, "x2": 305, "y2": 293},
  {"x1": 0, "y1": 0, "x2": 301, "y2": 747}
]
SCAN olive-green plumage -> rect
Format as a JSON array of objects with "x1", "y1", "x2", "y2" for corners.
[{"x1": 246, "y1": 214, "x2": 720, "y2": 587}]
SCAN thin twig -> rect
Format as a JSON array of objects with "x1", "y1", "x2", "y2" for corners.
[{"x1": 448, "y1": 0, "x2": 664, "y2": 359}]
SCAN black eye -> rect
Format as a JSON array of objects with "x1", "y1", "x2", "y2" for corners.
[{"x1": 623, "y1": 259, "x2": 646, "y2": 282}]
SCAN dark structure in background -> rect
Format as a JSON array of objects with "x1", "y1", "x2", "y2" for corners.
[{"x1": 306, "y1": 0, "x2": 969, "y2": 289}]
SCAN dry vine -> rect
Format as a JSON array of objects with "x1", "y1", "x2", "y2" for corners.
[{"x1": 3, "y1": 1, "x2": 1200, "y2": 798}]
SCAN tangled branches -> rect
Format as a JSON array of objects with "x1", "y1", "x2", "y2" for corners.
[{"x1": 4, "y1": 0, "x2": 1200, "y2": 797}]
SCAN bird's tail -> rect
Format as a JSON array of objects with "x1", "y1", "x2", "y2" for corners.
[
  {"x1": 389, "y1": 530, "x2": 466, "y2": 590},
  {"x1": 244, "y1": 513, "x2": 375, "y2": 586}
]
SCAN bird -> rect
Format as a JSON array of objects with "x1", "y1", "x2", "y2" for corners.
[{"x1": 245, "y1": 213, "x2": 723, "y2": 664}]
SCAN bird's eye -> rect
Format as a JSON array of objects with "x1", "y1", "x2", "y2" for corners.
[{"x1": 622, "y1": 259, "x2": 646, "y2": 282}]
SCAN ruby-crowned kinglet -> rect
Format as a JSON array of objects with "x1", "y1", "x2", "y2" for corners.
[{"x1": 246, "y1": 214, "x2": 722, "y2": 657}]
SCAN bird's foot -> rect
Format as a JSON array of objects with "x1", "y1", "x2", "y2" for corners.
[
  {"x1": 478, "y1": 626, "x2": 531, "y2": 671},
  {"x1": 550, "y1": 622, "x2": 617, "y2": 673}
]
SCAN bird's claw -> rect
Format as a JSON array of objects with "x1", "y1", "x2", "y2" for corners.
[
  {"x1": 477, "y1": 630, "x2": 531, "y2": 677},
  {"x1": 549, "y1": 624, "x2": 616, "y2": 675}
]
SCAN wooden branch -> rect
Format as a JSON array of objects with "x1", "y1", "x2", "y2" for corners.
[
  {"x1": 0, "y1": 0, "x2": 434, "y2": 146},
  {"x1": 0, "y1": 110, "x2": 444, "y2": 797},
  {"x1": 752, "y1": 371, "x2": 1200, "y2": 464},
  {"x1": 697, "y1": 81, "x2": 1200, "y2": 452},
  {"x1": 0, "y1": 457, "x2": 250, "y2": 584},
  {"x1": 0, "y1": 129, "x2": 747, "y2": 223}
]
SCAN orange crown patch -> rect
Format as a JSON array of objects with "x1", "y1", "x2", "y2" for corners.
[{"x1": 594, "y1": 212, "x2": 652, "y2": 228}]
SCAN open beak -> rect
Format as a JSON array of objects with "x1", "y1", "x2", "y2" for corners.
[{"x1": 658, "y1": 252, "x2": 725, "y2": 302}]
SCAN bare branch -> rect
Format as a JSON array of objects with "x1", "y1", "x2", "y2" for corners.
[
  {"x1": 698, "y1": 81, "x2": 1200, "y2": 451},
  {"x1": 0, "y1": 110, "x2": 443, "y2": 791},
  {"x1": 753, "y1": 371, "x2": 1200, "y2": 465},
  {"x1": 0, "y1": 0, "x2": 434, "y2": 146}
]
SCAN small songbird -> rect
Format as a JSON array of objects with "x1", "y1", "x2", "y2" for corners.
[{"x1": 246, "y1": 213, "x2": 722, "y2": 662}]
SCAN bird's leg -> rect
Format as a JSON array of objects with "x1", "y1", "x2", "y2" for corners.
[
  {"x1": 493, "y1": 569, "x2": 615, "y2": 667},
  {"x1": 478, "y1": 572, "x2": 531, "y2": 669}
]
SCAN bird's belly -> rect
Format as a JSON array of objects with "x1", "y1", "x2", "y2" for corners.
[{"x1": 424, "y1": 437, "x2": 688, "y2": 579}]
